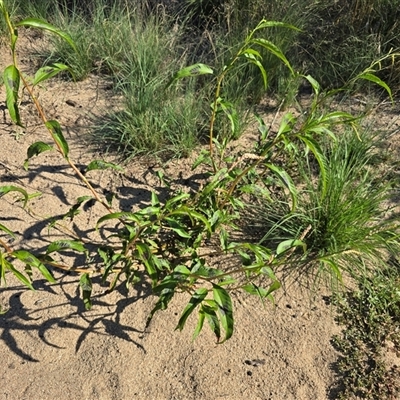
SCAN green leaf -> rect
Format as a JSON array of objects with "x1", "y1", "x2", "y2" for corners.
[
  {"x1": 12, "y1": 250, "x2": 56, "y2": 283},
  {"x1": 243, "y1": 280, "x2": 281, "y2": 301},
  {"x1": 0, "y1": 185, "x2": 29, "y2": 208},
  {"x1": 24, "y1": 141, "x2": 53, "y2": 170},
  {"x1": 46, "y1": 240, "x2": 87, "y2": 255},
  {"x1": 176, "y1": 288, "x2": 208, "y2": 331},
  {"x1": 45, "y1": 120, "x2": 69, "y2": 158},
  {"x1": 319, "y1": 257, "x2": 343, "y2": 282},
  {"x1": 170, "y1": 207, "x2": 211, "y2": 233},
  {"x1": 277, "y1": 112, "x2": 296, "y2": 137},
  {"x1": 5, "y1": 261, "x2": 34, "y2": 290},
  {"x1": 192, "y1": 307, "x2": 206, "y2": 340},
  {"x1": 96, "y1": 211, "x2": 141, "y2": 227},
  {"x1": 241, "y1": 50, "x2": 267, "y2": 88},
  {"x1": 85, "y1": 160, "x2": 123, "y2": 173},
  {"x1": 251, "y1": 38, "x2": 294, "y2": 75},
  {"x1": 254, "y1": 20, "x2": 301, "y2": 33},
  {"x1": 80, "y1": 273, "x2": 92, "y2": 310},
  {"x1": 146, "y1": 278, "x2": 177, "y2": 328},
  {"x1": 276, "y1": 239, "x2": 306, "y2": 255},
  {"x1": 357, "y1": 72, "x2": 392, "y2": 101},
  {"x1": 168, "y1": 63, "x2": 213, "y2": 87},
  {"x1": 218, "y1": 100, "x2": 240, "y2": 136},
  {"x1": 297, "y1": 135, "x2": 328, "y2": 198},
  {"x1": 15, "y1": 18, "x2": 76, "y2": 50},
  {"x1": 151, "y1": 192, "x2": 159, "y2": 207},
  {"x1": 136, "y1": 242, "x2": 158, "y2": 284},
  {"x1": 212, "y1": 284, "x2": 234, "y2": 343},
  {"x1": 0, "y1": 223, "x2": 15, "y2": 238},
  {"x1": 164, "y1": 217, "x2": 192, "y2": 239},
  {"x1": 32, "y1": 63, "x2": 70, "y2": 86},
  {"x1": 202, "y1": 303, "x2": 221, "y2": 342},
  {"x1": 265, "y1": 163, "x2": 297, "y2": 211},
  {"x1": 4, "y1": 65, "x2": 22, "y2": 126},
  {"x1": 302, "y1": 74, "x2": 320, "y2": 95}
]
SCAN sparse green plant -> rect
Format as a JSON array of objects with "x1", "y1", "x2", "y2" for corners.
[
  {"x1": 0, "y1": 0, "x2": 398, "y2": 353},
  {"x1": 331, "y1": 269, "x2": 400, "y2": 399}
]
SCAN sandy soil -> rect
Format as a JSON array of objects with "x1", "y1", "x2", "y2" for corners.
[{"x1": 1, "y1": 34, "x2": 399, "y2": 400}]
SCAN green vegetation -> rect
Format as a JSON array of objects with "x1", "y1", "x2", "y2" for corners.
[{"x1": 1, "y1": 0, "x2": 400, "y2": 398}]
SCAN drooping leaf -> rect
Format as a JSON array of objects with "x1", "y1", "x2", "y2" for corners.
[
  {"x1": 79, "y1": 273, "x2": 92, "y2": 310},
  {"x1": 46, "y1": 240, "x2": 87, "y2": 255},
  {"x1": 0, "y1": 223, "x2": 15, "y2": 238},
  {"x1": 5, "y1": 260, "x2": 34, "y2": 290},
  {"x1": 276, "y1": 239, "x2": 306, "y2": 255},
  {"x1": 251, "y1": 38, "x2": 294, "y2": 75},
  {"x1": 254, "y1": 20, "x2": 301, "y2": 33},
  {"x1": 15, "y1": 18, "x2": 76, "y2": 50},
  {"x1": 0, "y1": 185, "x2": 29, "y2": 208},
  {"x1": 265, "y1": 163, "x2": 297, "y2": 211},
  {"x1": 167, "y1": 63, "x2": 213, "y2": 87},
  {"x1": 302, "y1": 74, "x2": 320, "y2": 95},
  {"x1": 176, "y1": 288, "x2": 208, "y2": 331},
  {"x1": 297, "y1": 135, "x2": 328, "y2": 199},
  {"x1": 243, "y1": 280, "x2": 281, "y2": 301},
  {"x1": 241, "y1": 51, "x2": 267, "y2": 88},
  {"x1": 96, "y1": 211, "x2": 141, "y2": 227},
  {"x1": 136, "y1": 242, "x2": 158, "y2": 284},
  {"x1": 164, "y1": 217, "x2": 192, "y2": 239},
  {"x1": 32, "y1": 63, "x2": 70, "y2": 86},
  {"x1": 3, "y1": 65, "x2": 22, "y2": 126},
  {"x1": 357, "y1": 72, "x2": 392, "y2": 101},
  {"x1": 45, "y1": 120, "x2": 69, "y2": 158},
  {"x1": 85, "y1": 160, "x2": 123, "y2": 173},
  {"x1": 12, "y1": 250, "x2": 56, "y2": 283},
  {"x1": 212, "y1": 284, "x2": 234, "y2": 343},
  {"x1": 218, "y1": 99, "x2": 240, "y2": 136},
  {"x1": 146, "y1": 277, "x2": 177, "y2": 328},
  {"x1": 24, "y1": 141, "x2": 53, "y2": 170},
  {"x1": 192, "y1": 306, "x2": 206, "y2": 340},
  {"x1": 202, "y1": 303, "x2": 221, "y2": 342}
]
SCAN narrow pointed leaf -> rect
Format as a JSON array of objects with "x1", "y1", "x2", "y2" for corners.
[
  {"x1": 6, "y1": 262, "x2": 34, "y2": 290},
  {"x1": 251, "y1": 38, "x2": 294, "y2": 75},
  {"x1": 297, "y1": 135, "x2": 328, "y2": 198},
  {"x1": 203, "y1": 303, "x2": 221, "y2": 342},
  {"x1": 0, "y1": 223, "x2": 15, "y2": 238},
  {"x1": 85, "y1": 160, "x2": 123, "y2": 173},
  {"x1": 4, "y1": 65, "x2": 22, "y2": 126},
  {"x1": 0, "y1": 185, "x2": 29, "y2": 208},
  {"x1": 24, "y1": 141, "x2": 53, "y2": 170},
  {"x1": 80, "y1": 273, "x2": 92, "y2": 310},
  {"x1": 33, "y1": 63, "x2": 70, "y2": 86},
  {"x1": 46, "y1": 240, "x2": 87, "y2": 254},
  {"x1": 276, "y1": 239, "x2": 306, "y2": 255},
  {"x1": 192, "y1": 307, "x2": 206, "y2": 340},
  {"x1": 176, "y1": 288, "x2": 208, "y2": 331},
  {"x1": 265, "y1": 163, "x2": 297, "y2": 211},
  {"x1": 254, "y1": 20, "x2": 301, "y2": 32},
  {"x1": 242, "y1": 53, "x2": 267, "y2": 88},
  {"x1": 12, "y1": 250, "x2": 56, "y2": 283},
  {"x1": 167, "y1": 63, "x2": 213, "y2": 87},
  {"x1": 357, "y1": 72, "x2": 392, "y2": 101},
  {"x1": 45, "y1": 120, "x2": 69, "y2": 158},
  {"x1": 212, "y1": 284, "x2": 234, "y2": 343},
  {"x1": 16, "y1": 18, "x2": 76, "y2": 50}
]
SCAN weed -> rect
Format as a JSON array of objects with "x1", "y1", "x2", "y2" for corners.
[
  {"x1": 243, "y1": 109, "x2": 400, "y2": 288},
  {"x1": 331, "y1": 269, "x2": 400, "y2": 399},
  {"x1": 0, "y1": 0, "x2": 398, "y2": 353}
]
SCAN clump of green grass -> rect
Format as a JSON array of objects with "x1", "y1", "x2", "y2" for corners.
[{"x1": 244, "y1": 127, "x2": 400, "y2": 286}]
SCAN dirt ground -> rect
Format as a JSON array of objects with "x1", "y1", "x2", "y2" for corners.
[{"x1": 1, "y1": 34, "x2": 400, "y2": 400}]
